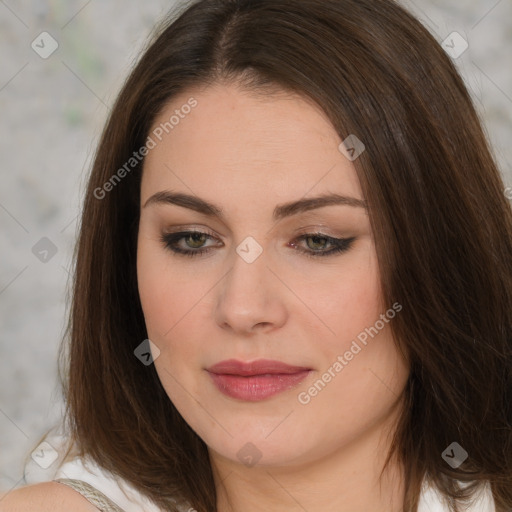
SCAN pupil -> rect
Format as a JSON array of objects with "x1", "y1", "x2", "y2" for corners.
[
  {"x1": 308, "y1": 236, "x2": 327, "y2": 250},
  {"x1": 188, "y1": 233, "x2": 206, "y2": 248}
]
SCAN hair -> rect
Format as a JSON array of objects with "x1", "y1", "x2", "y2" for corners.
[{"x1": 25, "y1": 0, "x2": 512, "y2": 510}]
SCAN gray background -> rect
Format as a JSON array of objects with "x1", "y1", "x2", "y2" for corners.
[{"x1": 1, "y1": 0, "x2": 511, "y2": 495}]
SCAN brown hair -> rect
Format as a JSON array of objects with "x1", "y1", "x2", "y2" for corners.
[{"x1": 27, "y1": 0, "x2": 512, "y2": 510}]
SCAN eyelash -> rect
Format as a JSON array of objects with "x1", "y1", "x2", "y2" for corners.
[{"x1": 159, "y1": 230, "x2": 356, "y2": 259}]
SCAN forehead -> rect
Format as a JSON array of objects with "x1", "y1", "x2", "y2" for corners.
[{"x1": 141, "y1": 82, "x2": 363, "y2": 207}]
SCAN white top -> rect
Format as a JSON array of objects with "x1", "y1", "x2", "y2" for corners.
[
  {"x1": 50, "y1": 455, "x2": 496, "y2": 512},
  {"x1": 418, "y1": 479, "x2": 495, "y2": 512},
  {"x1": 54, "y1": 456, "x2": 172, "y2": 512}
]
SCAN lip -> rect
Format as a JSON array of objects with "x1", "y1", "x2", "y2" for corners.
[{"x1": 206, "y1": 359, "x2": 312, "y2": 401}]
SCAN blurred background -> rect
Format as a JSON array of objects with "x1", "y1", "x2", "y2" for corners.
[{"x1": 1, "y1": 0, "x2": 511, "y2": 496}]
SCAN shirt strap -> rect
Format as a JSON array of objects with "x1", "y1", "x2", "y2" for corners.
[{"x1": 54, "y1": 478, "x2": 127, "y2": 512}]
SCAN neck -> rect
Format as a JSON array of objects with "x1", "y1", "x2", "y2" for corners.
[{"x1": 209, "y1": 403, "x2": 406, "y2": 512}]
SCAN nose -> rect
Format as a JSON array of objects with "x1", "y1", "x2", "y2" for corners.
[{"x1": 214, "y1": 245, "x2": 288, "y2": 335}]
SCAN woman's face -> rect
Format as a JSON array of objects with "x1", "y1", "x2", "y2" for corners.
[{"x1": 137, "y1": 82, "x2": 409, "y2": 469}]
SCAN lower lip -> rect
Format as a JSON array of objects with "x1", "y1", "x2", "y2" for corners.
[{"x1": 207, "y1": 370, "x2": 311, "y2": 401}]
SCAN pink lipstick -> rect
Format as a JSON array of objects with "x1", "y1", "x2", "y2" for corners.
[{"x1": 206, "y1": 359, "x2": 312, "y2": 401}]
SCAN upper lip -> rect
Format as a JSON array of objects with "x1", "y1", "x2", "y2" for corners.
[{"x1": 207, "y1": 359, "x2": 311, "y2": 376}]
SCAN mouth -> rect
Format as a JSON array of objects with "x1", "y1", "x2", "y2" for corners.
[{"x1": 206, "y1": 359, "x2": 313, "y2": 401}]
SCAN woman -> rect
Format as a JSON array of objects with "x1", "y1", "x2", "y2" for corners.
[{"x1": 3, "y1": 0, "x2": 511, "y2": 510}]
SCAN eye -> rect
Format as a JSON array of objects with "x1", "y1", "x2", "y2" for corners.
[
  {"x1": 289, "y1": 233, "x2": 356, "y2": 258},
  {"x1": 160, "y1": 230, "x2": 219, "y2": 258},
  {"x1": 160, "y1": 230, "x2": 356, "y2": 258}
]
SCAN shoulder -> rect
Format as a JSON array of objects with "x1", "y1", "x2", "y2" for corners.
[{"x1": 0, "y1": 481, "x2": 100, "y2": 511}]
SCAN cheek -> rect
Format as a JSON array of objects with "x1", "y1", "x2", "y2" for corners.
[
  {"x1": 137, "y1": 243, "x2": 165, "y2": 334},
  {"x1": 307, "y1": 266, "x2": 406, "y2": 427},
  {"x1": 136, "y1": 239, "x2": 213, "y2": 359},
  {"x1": 137, "y1": 238, "x2": 184, "y2": 339},
  {"x1": 302, "y1": 247, "x2": 383, "y2": 347},
  {"x1": 136, "y1": 242, "x2": 209, "y2": 423}
]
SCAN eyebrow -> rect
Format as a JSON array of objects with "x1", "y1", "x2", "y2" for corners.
[{"x1": 143, "y1": 191, "x2": 367, "y2": 221}]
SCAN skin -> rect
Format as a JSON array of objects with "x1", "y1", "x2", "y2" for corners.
[
  {"x1": 137, "y1": 81, "x2": 410, "y2": 512},
  {"x1": 0, "y1": 481, "x2": 101, "y2": 511}
]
